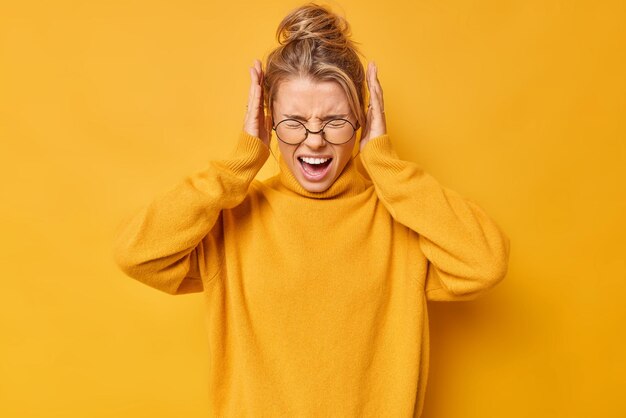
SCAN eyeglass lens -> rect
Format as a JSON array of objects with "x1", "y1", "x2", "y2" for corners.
[{"x1": 274, "y1": 119, "x2": 356, "y2": 145}]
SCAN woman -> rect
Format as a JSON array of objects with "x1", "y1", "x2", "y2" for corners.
[{"x1": 113, "y1": 3, "x2": 510, "y2": 416}]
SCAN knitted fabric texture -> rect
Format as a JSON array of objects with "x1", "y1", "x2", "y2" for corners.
[{"x1": 113, "y1": 131, "x2": 510, "y2": 417}]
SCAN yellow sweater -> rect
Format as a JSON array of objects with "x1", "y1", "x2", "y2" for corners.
[{"x1": 113, "y1": 131, "x2": 510, "y2": 417}]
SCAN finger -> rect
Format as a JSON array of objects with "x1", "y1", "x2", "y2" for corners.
[
  {"x1": 248, "y1": 85, "x2": 260, "y2": 122},
  {"x1": 245, "y1": 71, "x2": 254, "y2": 121},
  {"x1": 253, "y1": 60, "x2": 263, "y2": 91},
  {"x1": 369, "y1": 63, "x2": 384, "y2": 114},
  {"x1": 247, "y1": 67, "x2": 256, "y2": 111},
  {"x1": 249, "y1": 64, "x2": 264, "y2": 105},
  {"x1": 251, "y1": 60, "x2": 264, "y2": 109},
  {"x1": 251, "y1": 75, "x2": 264, "y2": 119},
  {"x1": 370, "y1": 63, "x2": 380, "y2": 95},
  {"x1": 368, "y1": 62, "x2": 379, "y2": 105},
  {"x1": 258, "y1": 63, "x2": 264, "y2": 105},
  {"x1": 372, "y1": 64, "x2": 381, "y2": 94},
  {"x1": 374, "y1": 70, "x2": 384, "y2": 113},
  {"x1": 251, "y1": 83, "x2": 261, "y2": 113},
  {"x1": 373, "y1": 64, "x2": 384, "y2": 104}
]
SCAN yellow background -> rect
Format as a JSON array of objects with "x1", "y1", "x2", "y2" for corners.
[{"x1": 1, "y1": 0, "x2": 624, "y2": 417}]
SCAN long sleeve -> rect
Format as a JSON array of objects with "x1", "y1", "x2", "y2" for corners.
[
  {"x1": 360, "y1": 134, "x2": 511, "y2": 301},
  {"x1": 112, "y1": 131, "x2": 270, "y2": 295}
]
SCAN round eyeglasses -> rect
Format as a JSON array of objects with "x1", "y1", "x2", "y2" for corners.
[{"x1": 272, "y1": 118, "x2": 359, "y2": 145}]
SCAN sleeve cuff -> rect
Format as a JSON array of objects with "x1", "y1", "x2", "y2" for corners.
[
  {"x1": 362, "y1": 134, "x2": 399, "y2": 157},
  {"x1": 360, "y1": 134, "x2": 406, "y2": 177},
  {"x1": 222, "y1": 131, "x2": 271, "y2": 177}
]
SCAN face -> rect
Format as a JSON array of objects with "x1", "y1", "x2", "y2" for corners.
[{"x1": 272, "y1": 76, "x2": 358, "y2": 193}]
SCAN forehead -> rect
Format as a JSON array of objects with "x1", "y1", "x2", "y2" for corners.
[{"x1": 273, "y1": 76, "x2": 350, "y2": 115}]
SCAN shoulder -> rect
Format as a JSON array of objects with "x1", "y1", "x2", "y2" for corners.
[{"x1": 259, "y1": 174, "x2": 281, "y2": 191}]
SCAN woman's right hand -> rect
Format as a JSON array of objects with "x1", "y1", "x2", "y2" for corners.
[{"x1": 243, "y1": 59, "x2": 271, "y2": 149}]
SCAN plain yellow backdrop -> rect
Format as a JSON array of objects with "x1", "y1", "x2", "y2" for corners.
[{"x1": 1, "y1": 0, "x2": 624, "y2": 417}]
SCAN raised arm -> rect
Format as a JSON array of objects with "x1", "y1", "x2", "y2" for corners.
[
  {"x1": 112, "y1": 59, "x2": 271, "y2": 295},
  {"x1": 359, "y1": 62, "x2": 510, "y2": 302},
  {"x1": 112, "y1": 132, "x2": 269, "y2": 294}
]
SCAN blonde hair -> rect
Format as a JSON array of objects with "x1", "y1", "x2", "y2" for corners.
[{"x1": 263, "y1": 3, "x2": 366, "y2": 132}]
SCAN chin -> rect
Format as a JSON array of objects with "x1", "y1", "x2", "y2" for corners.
[
  {"x1": 298, "y1": 174, "x2": 335, "y2": 193},
  {"x1": 304, "y1": 183, "x2": 331, "y2": 193},
  {"x1": 299, "y1": 179, "x2": 329, "y2": 193}
]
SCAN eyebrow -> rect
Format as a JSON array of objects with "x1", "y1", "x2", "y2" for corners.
[{"x1": 282, "y1": 113, "x2": 349, "y2": 121}]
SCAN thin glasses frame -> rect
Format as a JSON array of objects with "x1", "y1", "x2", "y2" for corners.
[{"x1": 272, "y1": 118, "x2": 359, "y2": 145}]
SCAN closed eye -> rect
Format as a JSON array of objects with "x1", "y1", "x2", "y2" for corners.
[{"x1": 326, "y1": 120, "x2": 347, "y2": 128}]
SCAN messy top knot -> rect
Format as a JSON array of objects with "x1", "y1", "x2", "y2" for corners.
[
  {"x1": 264, "y1": 3, "x2": 366, "y2": 133},
  {"x1": 277, "y1": 3, "x2": 351, "y2": 51}
]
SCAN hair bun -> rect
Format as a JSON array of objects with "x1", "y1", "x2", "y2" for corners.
[
  {"x1": 276, "y1": 3, "x2": 351, "y2": 51},
  {"x1": 264, "y1": 3, "x2": 367, "y2": 130}
]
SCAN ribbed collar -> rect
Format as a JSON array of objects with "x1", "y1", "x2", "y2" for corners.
[{"x1": 275, "y1": 152, "x2": 368, "y2": 199}]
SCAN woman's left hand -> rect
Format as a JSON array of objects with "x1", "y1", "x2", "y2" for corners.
[
  {"x1": 243, "y1": 59, "x2": 271, "y2": 148},
  {"x1": 360, "y1": 61, "x2": 387, "y2": 152}
]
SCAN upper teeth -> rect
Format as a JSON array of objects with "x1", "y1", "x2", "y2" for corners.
[{"x1": 300, "y1": 157, "x2": 330, "y2": 164}]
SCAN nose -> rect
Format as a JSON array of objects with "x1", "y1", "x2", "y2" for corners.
[{"x1": 303, "y1": 127, "x2": 327, "y2": 149}]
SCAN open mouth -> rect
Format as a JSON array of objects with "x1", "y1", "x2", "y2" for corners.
[{"x1": 297, "y1": 157, "x2": 333, "y2": 179}]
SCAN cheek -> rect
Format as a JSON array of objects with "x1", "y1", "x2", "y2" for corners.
[
  {"x1": 278, "y1": 146, "x2": 300, "y2": 175},
  {"x1": 277, "y1": 144, "x2": 294, "y2": 162},
  {"x1": 335, "y1": 144, "x2": 355, "y2": 166}
]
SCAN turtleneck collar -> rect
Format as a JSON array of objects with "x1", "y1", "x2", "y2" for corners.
[{"x1": 275, "y1": 152, "x2": 369, "y2": 199}]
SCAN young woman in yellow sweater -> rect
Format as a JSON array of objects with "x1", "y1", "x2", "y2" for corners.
[{"x1": 113, "y1": 3, "x2": 510, "y2": 416}]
